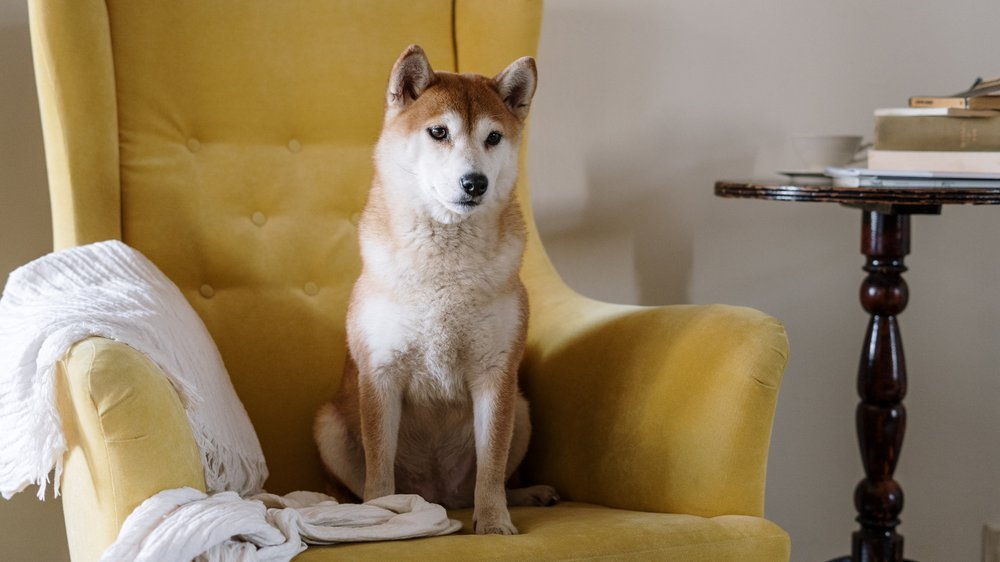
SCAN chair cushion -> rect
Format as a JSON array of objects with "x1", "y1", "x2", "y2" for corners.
[{"x1": 293, "y1": 502, "x2": 790, "y2": 561}]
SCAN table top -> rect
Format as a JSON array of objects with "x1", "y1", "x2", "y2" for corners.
[{"x1": 715, "y1": 179, "x2": 1000, "y2": 214}]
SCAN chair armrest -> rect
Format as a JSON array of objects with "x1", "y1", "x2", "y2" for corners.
[
  {"x1": 521, "y1": 289, "x2": 788, "y2": 518},
  {"x1": 56, "y1": 337, "x2": 205, "y2": 562}
]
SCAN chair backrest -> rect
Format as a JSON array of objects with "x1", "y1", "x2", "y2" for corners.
[{"x1": 30, "y1": 0, "x2": 548, "y2": 493}]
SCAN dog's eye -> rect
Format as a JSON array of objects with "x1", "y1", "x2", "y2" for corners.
[
  {"x1": 427, "y1": 126, "x2": 449, "y2": 141},
  {"x1": 485, "y1": 131, "x2": 503, "y2": 146}
]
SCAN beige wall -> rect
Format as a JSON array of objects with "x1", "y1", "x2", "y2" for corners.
[
  {"x1": 2, "y1": 1, "x2": 998, "y2": 561},
  {"x1": 531, "y1": 1, "x2": 1000, "y2": 561},
  {"x1": 0, "y1": 1, "x2": 64, "y2": 561}
]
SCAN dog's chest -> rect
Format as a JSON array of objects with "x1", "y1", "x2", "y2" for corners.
[{"x1": 355, "y1": 225, "x2": 523, "y2": 403}]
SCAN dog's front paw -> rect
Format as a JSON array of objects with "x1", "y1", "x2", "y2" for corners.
[{"x1": 473, "y1": 507, "x2": 518, "y2": 535}]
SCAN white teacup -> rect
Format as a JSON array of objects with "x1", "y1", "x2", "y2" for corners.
[{"x1": 791, "y1": 134, "x2": 865, "y2": 171}]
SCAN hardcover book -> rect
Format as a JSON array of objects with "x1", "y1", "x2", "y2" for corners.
[
  {"x1": 909, "y1": 76, "x2": 1000, "y2": 109},
  {"x1": 874, "y1": 110, "x2": 1000, "y2": 151},
  {"x1": 867, "y1": 149, "x2": 1000, "y2": 173},
  {"x1": 909, "y1": 95, "x2": 1000, "y2": 110}
]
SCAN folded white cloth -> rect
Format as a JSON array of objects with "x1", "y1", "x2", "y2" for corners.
[
  {"x1": 101, "y1": 489, "x2": 462, "y2": 562},
  {"x1": 0, "y1": 240, "x2": 267, "y2": 499}
]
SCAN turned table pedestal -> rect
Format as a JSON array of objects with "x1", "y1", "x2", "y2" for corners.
[{"x1": 715, "y1": 180, "x2": 1000, "y2": 562}]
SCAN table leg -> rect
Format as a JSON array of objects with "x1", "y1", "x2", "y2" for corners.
[{"x1": 851, "y1": 210, "x2": 911, "y2": 562}]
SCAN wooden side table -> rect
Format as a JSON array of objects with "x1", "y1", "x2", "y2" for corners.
[{"x1": 715, "y1": 180, "x2": 1000, "y2": 562}]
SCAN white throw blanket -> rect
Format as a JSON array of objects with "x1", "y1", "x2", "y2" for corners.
[
  {"x1": 0, "y1": 241, "x2": 461, "y2": 560},
  {"x1": 0, "y1": 240, "x2": 267, "y2": 498}
]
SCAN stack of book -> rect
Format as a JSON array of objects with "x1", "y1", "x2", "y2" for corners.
[{"x1": 868, "y1": 76, "x2": 1000, "y2": 174}]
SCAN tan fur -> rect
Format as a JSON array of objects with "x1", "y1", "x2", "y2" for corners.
[{"x1": 314, "y1": 45, "x2": 556, "y2": 535}]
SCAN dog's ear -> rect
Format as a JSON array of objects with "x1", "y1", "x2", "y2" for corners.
[
  {"x1": 387, "y1": 45, "x2": 435, "y2": 110},
  {"x1": 494, "y1": 56, "x2": 537, "y2": 120}
]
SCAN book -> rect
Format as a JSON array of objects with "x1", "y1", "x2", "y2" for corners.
[
  {"x1": 908, "y1": 76, "x2": 1000, "y2": 108},
  {"x1": 876, "y1": 107, "x2": 999, "y2": 117},
  {"x1": 874, "y1": 109, "x2": 1000, "y2": 151},
  {"x1": 826, "y1": 166, "x2": 1000, "y2": 188},
  {"x1": 867, "y1": 149, "x2": 1000, "y2": 173},
  {"x1": 844, "y1": 177, "x2": 1000, "y2": 188},
  {"x1": 909, "y1": 95, "x2": 1000, "y2": 110}
]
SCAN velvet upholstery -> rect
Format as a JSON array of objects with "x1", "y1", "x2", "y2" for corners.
[
  {"x1": 28, "y1": 1, "x2": 791, "y2": 560},
  {"x1": 298, "y1": 504, "x2": 790, "y2": 561},
  {"x1": 56, "y1": 337, "x2": 206, "y2": 562}
]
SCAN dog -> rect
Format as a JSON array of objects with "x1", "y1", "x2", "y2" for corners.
[{"x1": 313, "y1": 45, "x2": 557, "y2": 535}]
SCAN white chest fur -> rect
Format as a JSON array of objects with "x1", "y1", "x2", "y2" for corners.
[{"x1": 351, "y1": 211, "x2": 525, "y2": 405}]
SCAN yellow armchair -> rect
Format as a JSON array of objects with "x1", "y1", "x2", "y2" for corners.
[{"x1": 29, "y1": 1, "x2": 790, "y2": 560}]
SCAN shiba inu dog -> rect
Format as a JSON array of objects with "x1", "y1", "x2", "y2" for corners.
[{"x1": 314, "y1": 45, "x2": 557, "y2": 535}]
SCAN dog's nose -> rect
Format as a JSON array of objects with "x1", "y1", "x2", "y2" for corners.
[{"x1": 460, "y1": 173, "x2": 489, "y2": 197}]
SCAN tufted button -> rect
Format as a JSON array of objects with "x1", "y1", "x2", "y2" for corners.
[
  {"x1": 199, "y1": 284, "x2": 215, "y2": 298},
  {"x1": 287, "y1": 138, "x2": 302, "y2": 153},
  {"x1": 251, "y1": 211, "x2": 268, "y2": 226},
  {"x1": 350, "y1": 212, "x2": 362, "y2": 226},
  {"x1": 303, "y1": 282, "x2": 319, "y2": 296},
  {"x1": 186, "y1": 138, "x2": 201, "y2": 152}
]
